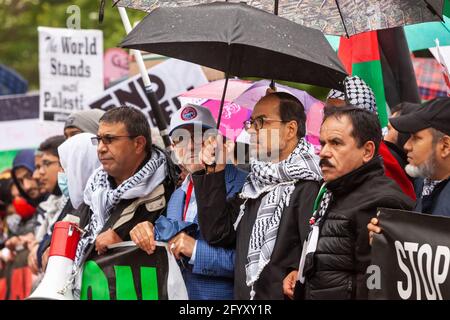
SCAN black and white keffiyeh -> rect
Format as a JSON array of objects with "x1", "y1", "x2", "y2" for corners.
[
  {"x1": 234, "y1": 138, "x2": 322, "y2": 299},
  {"x1": 344, "y1": 76, "x2": 378, "y2": 114},
  {"x1": 422, "y1": 178, "x2": 442, "y2": 197},
  {"x1": 71, "y1": 148, "x2": 167, "y2": 297},
  {"x1": 326, "y1": 76, "x2": 378, "y2": 115},
  {"x1": 326, "y1": 88, "x2": 345, "y2": 101}
]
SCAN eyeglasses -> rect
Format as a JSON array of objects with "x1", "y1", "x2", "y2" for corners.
[
  {"x1": 91, "y1": 135, "x2": 137, "y2": 146},
  {"x1": 243, "y1": 117, "x2": 286, "y2": 131},
  {"x1": 36, "y1": 160, "x2": 60, "y2": 171}
]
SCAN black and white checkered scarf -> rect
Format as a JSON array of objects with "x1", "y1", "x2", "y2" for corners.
[
  {"x1": 71, "y1": 148, "x2": 167, "y2": 298},
  {"x1": 422, "y1": 178, "x2": 442, "y2": 197},
  {"x1": 233, "y1": 138, "x2": 322, "y2": 299},
  {"x1": 327, "y1": 76, "x2": 378, "y2": 114}
]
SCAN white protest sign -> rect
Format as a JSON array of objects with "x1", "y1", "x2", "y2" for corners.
[
  {"x1": 38, "y1": 26, "x2": 103, "y2": 122},
  {"x1": 86, "y1": 58, "x2": 208, "y2": 127},
  {"x1": 0, "y1": 119, "x2": 64, "y2": 151}
]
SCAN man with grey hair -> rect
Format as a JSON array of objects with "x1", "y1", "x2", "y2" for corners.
[{"x1": 369, "y1": 98, "x2": 450, "y2": 243}]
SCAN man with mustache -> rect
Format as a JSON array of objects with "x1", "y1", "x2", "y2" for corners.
[
  {"x1": 71, "y1": 106, "x2": 176, "y2": 299},
  {"x1": 326, "y1": 76, "x2": 416, "y2": 200},
  {"x1": 283, "y1": 106, "x2": 413, "y2": 300},
  {"x1": 368, "y1": 98, "x2": 450, "y2": 242}
]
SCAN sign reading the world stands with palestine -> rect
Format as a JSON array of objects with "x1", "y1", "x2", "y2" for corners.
[{"x1": 38, "y1": 26, "x2": 103, "y2": 121}]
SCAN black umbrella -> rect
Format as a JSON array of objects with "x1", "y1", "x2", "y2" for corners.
[{"x1": 121, "y1": 2, "x2": 347, "y2": 127}]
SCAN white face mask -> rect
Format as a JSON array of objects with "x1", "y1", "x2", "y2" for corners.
[{"x1": 57, "y1": 172, "x2": 70, "y2": 198}]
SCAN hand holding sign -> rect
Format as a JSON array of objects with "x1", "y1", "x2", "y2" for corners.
[
  {"x1": 167, "y1": 232, "x2": 195, "y2": 260},
  {"x1": 95, "y1": 228, "x2": 122, "y2": 255},
  {"x1": 368, "y1": 217, "x2": 381, "y2": 246},
  {"x1": 130, "y1": 221, "x2": 156, "y2": 255}
]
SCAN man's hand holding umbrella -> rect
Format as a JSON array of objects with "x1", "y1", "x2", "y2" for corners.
[{"x1": 199, "y1": 134, "x2": 233, "y2": 174}]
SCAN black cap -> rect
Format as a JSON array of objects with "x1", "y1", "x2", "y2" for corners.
[{"x1": 390, "y1": 98, "x2": 450, "y2": 136}]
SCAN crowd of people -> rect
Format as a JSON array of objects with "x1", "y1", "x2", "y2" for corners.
[{"x1": 0, "y1": 75, "x2": 449, "y2": 300}]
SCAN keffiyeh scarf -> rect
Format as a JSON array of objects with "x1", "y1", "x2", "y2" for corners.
[
  {"x1": 326, "y1": 76, "x2": 378, "y2": 114},
  {"x1": 422, "y1": 178, "x2": 442, "y2": 197},
  {"x1": 71, "y1": 148, "x2": 167, "y2": 297},
  {"x1": 234, "y1": 138, "x2": 322, "y2": 299}
]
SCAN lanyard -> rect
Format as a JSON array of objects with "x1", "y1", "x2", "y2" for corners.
[
  {"x1": 183, "y1": 179, "x2": 194, "y2": 222},
  {"x1": 309, "y1": 183, "x2": 328, "y2": 226}
]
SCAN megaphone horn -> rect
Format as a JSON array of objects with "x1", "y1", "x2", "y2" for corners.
[{"x1": 27, "y1": 220, "x2": 81, "y2": 300}]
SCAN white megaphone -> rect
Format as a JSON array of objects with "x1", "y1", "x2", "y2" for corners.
[{"x1": 27, "y1": 217, "x2": 82, "y2": 300}]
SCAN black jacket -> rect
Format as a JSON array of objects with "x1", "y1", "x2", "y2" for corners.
[
  {"x1": 77, "y1": 183, "x2": 170, "y2": 264},
  {"x1": 414, "y1": 178, "x2": 450, "y2": 217},
  {"x1": 297, "y1": 157, "x2": 414, "y2": 300},
  {"x1": 192, "y1": 169, "x2": 319, "y2": 300}
]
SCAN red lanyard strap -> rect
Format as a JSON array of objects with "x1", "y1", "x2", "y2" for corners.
[{"x1": 183, "y1": 180, "x2": 194, "y2": 221}]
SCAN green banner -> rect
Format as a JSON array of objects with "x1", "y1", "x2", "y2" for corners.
[
  {"x1": 80, "y1": 243, "x2": 187, "y2": 300},
  {"x1": 0, "y1": 150, "x2": 19, "y2": 173}
]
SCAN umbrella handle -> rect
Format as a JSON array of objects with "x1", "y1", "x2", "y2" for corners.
[{"x1": 269, "y1": 80, "x2": 276, "y2": 90}]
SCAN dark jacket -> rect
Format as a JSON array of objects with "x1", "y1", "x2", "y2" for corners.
[
  {"x1": 77, "y1": 148, "x2": 178, "y2": 264},
  {"x1": 414, "y1": 178, "x2": 450, "y2": 217},
  {"x1": 298, "y1": 157, "x2": 414, "y2": 300},
  {"x1": 193, "y1": 169, "x2": 319, "y2": 300},
  {"x1": 78, "y1": 183, "x2": 171, "y2": 264}
]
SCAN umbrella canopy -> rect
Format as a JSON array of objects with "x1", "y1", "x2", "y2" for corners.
[
  {"x1": 116, "y1": 0, "x2": 445, "y2": 37},
  {"x1": 178, "y1": 79, "x2": 325, "y2": 149},
  {"x1": 120, "y1": 2, "x2": 347, "y2": 90}
]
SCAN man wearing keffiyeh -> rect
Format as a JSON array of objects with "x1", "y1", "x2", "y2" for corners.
[
  {"x1": 192, "y1": 92, "x2": 321, "y2": 300},
  {"x1": 68, "y1": 106, "x2": 176, "y2": 299},
  {"x1": 326, "y1": 75, "x2": 417, "y2": 200}
]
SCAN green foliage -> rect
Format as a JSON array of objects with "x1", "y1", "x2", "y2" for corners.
[{"x1": 0, "y1": 0, "x2": 146, "y2": 89}]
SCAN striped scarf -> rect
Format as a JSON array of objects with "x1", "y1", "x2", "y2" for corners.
[{"x1": 234, "y1": 138, "x2": 322, "y2": 299}]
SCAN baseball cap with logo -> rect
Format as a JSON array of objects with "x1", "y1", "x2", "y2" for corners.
[
  {"x1": 390, "y1": 97, "x2": 450, "y2": 136},
  {"x1": 169, "y1": 104, "x2": 217, "y2": 135}
]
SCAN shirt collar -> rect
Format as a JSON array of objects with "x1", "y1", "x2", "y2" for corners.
[{"x1": 181, "y1": 174, "x2": 192, "y2": 192}]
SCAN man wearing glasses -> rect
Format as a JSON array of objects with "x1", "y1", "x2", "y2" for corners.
[
  {"x1": 71, "y1": 106, "x2": 176, "y2": 298},
  {"x1": 130, "y1": 104, "x2": 248, "y2": 300},
  {"x1": 27, "y1": 135, "x2": 67, "y2": 274},
  {"x1": 192, "y1": 92, "x2": 322, "y2": 299}
]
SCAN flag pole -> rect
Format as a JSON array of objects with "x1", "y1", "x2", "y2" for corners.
[{"x1": 117, "y1": 6, "x2": 172, "y2": 151}]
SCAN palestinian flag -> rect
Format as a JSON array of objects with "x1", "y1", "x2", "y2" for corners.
[{"x1": 338, "y1": 31, "x2": 389, "y2": 129}]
